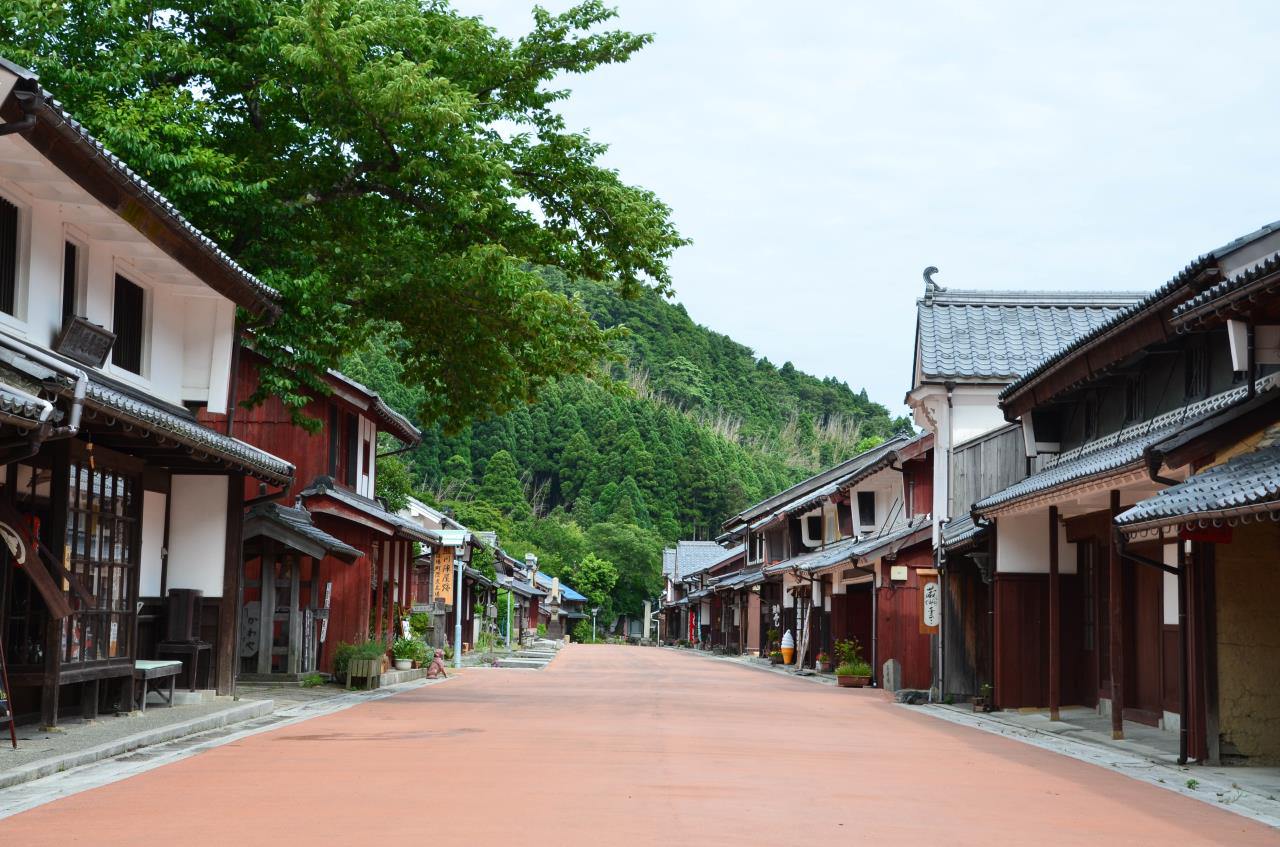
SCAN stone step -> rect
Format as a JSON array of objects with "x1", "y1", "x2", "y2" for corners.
[
  {"x1": 515, "y1": 651, "x2": 555, "y2": 659},
  {"x1": 494, "y1": 658, "x2": 549, "y2": 669}
]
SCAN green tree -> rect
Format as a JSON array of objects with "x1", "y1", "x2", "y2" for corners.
[
  {"x1": 562, "y1": 552, "x2": 618, "y2": 622},
  {"x1": 477, "y1": 450, "x2": 529, "y2": 520},
  {"x1": 1, "y1": 1, "x2": 686, "y2": 430}
]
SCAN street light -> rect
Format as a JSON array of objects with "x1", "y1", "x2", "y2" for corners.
[
  {"x1": 502, "y1": 575, "x2": 512, "y2": 650},
  {"x1": 592, "y1": 606, "x2": 600, "y2": 643}
]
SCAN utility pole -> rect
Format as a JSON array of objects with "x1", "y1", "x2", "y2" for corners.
[
  {"x1": 592, "y1": 607, "x2": 599, "y2": 643},
  {"x1": 504, "y1": 576, "x2": 512, "y2": 650},
  {"x1": 453, "y1": 537, "x2": 470, "y2": 669}
]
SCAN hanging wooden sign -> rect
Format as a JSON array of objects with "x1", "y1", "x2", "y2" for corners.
[
  {"x1": 920, "y1": 574, "x2": 940, "y2": 635},
  {"x1": 433, "y1": 547, "x2": 455, "y2": 605}
]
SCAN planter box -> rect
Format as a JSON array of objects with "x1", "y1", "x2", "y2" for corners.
[{"x1": 837, "y1": 675, "x2": 871, "y2": 688}]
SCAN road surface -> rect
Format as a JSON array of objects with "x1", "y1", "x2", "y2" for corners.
[{"x1": 0, "y1": 645, "x2": 1273, "y2": 845}]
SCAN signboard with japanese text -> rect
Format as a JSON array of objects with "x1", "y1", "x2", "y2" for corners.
[
  {"x1": 433, "y1": 547, "x2": 455, "y2": 606},
  {"x1": 920, "y1": 574, "x2": 940, "y2": 635}
]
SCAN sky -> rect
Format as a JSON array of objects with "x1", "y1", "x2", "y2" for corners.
[{"x1": 459, "y1": 1, "x2": 1280, "y2": 417}]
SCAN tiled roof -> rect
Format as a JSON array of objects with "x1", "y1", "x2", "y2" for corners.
[
  {"x1": 0, "y1": 57, "x2": 279, "y2": 316},
  {"x1": 534, "y1": 570, "x2": 587, "y2": 603},
  {"x1": 325, "y1": 369, "x2": 421, "y2": 446},
  {"x1": 941, "y1": 514, "x2": 989, "y2": 552},
  {"x1": 244, "y1": 501, "x2": 362, "y2": 561},
  {"x1": 0, "y1": 343, "x2": 294, "y2": 483},
  {"x1": 0, "y1": 380, "x2": 53, "y2": 429},
  {"x1": 842, "y1": 516, "x2": 932, "y2": 565},
  {"x1": 662, "y1": 548, "x2": 677, "y2": 578},
  {"x1": 672, "y1": 541, "x2": 731, "y2": 580},
  {"x1": 915, "y1": 285, "x2": 1141, "y2": 383},
  {"x1": 724, "y1": 436, "x2": 909, "y2": 531},
  {"x1": 1172, "y1": 254, "x2": 1280, "y2": 326},
  {"x1": 1116, "y1": 445, "x2": 1280, "y2": 533},
  {"x1": 682, "y1": 544, "x2": 744, "y2": 579},
  {"x1": 300, "y1": 475, "x2": 437, "y2": 542},
  {"x1": 975, "y1": 381, "x2": 1269, "y2": 513},
  {"x1": 765, "y1": 536, "x2": 862, "y2": 575}
]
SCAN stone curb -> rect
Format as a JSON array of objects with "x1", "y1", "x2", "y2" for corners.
[
  {"x1": 913, "y1": 703, "x2": 1280, "y2": 829},
  {"x1": 0, "y1": 699, "x2": 274, "y2": 791}
]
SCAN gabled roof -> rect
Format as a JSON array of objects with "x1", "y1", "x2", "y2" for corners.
[
  {"x1": 765, "y1": 536, "x2": 861, "y2": 575},
  {"x1": 671, "y1": 541, "x2": 730, "y2": 580},
  {"x1": 244, "y1": 501, "x2": 362, "y2": 562},
  {"x1": 941, "y1": 514, "x2": 989, "y2": 553},
  {"x1": 684, "y1": 544, "x2": 745, "y2": 579},
  {"x1": 661, "y1": 548, "x2": 677, "y2": 578},
  {"x1": 300, "y1": 475, "x2": 437, "y2": 543},
  {"x1": 325, "y1": 369, "x2": 420, "y2": 446},
  {"x1": 913, "y1": 280, "x2": 1142, "y2": 385},
  {"x1": 722, "y1": 436, "x2": 909, "y2": 532},
  {"x1": 1172, "y1": 253, "x2": 1280, "y2": 328},
  {"x1": 0, "y1": 57, "x2": 279, "y2": 317},
  {"x1": 533, "y1": 570, "x2": 586, "y2": 603},
  {"x1": 1116, "y1": 444, "x2": 1280, "y2": 535}
]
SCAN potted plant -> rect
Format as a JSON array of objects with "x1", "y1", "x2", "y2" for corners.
[
  {"x1": 973, "y1": 682, "x2": 994, "y2": 712},
  {"x1": 834, "y1": 638, "x2": 872, "y2": 688},
  {"x1": 392, "y1": 638, "x2": 424, "y2": 671},
  {"x1": 769, "y1": 650, "x2": 784, "y2": 665},
  {"x1": 815, "y1": 651, "x2": 831, "y2": 673}
]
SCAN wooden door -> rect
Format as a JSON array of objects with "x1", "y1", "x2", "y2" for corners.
[{"x1": 1124, "y1": 560, "x2": 1164, "y2": 725}]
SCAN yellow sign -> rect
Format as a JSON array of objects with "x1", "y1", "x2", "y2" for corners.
[{"x1": 432, "y1": 547, "x2": 455, "y2": 605}]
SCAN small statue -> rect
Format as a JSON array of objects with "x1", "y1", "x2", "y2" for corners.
[{"x1": 426, "y1": 648, "x2": 448, "y2": 679}]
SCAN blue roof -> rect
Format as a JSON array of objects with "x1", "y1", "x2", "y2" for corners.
[{"x1": 534, "y1": 570, "x2": 586, "y2": 602}]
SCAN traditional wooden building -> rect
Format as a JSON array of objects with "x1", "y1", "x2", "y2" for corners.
[
  {"x1": 904, "y1": 273, "x2": 1145, "y2": 701},
  {"x1": 972, "y1": 221, "x2": 1280, "y2": 759},
  {"x1": 196, "y1": 348, "x2": 434, "y2": 676},
  {"x1": 0, "y1": 57, "x2": 293, "y2": 723}
]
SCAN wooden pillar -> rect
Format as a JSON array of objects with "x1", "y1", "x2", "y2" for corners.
[
  {"x1": 374, "y1": 542, "x2": 384, "y2": 643},
  {"x1": 286, "y1": 553, "x2": 301, "y2": 676},
  {"x1": 257, "y1": 544, "x2": 276, "y2": 676},
  {"x1": 1201, "y1": 542, "x2": 1221, "y2": 764},
  {"x1": 216, "y1": 473, "x2": 244, "y2": 695},
  {"x1": 42, "y1": 440, "x2": 70, "y2": 728},
  {"x1": 1048, "y1": 506, "x2": 1060, "y2": 721},
  {"x1": 1108, "y1": 490, "x2": 1124, "y2": 740}
]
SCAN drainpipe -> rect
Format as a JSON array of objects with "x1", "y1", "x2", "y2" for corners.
[{"x1": 1177, "y1": 540, "x2": 1189, "y2": 765}]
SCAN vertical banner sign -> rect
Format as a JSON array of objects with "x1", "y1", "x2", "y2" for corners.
[
  {"x1": 920, "y1": 574, "x2": 941, "y2": 635},
  {"x1": 688, "y1": 609, "x2": 696, "y2": 642},
  {"x1": 433, "y1": 547, "x2": 455, "y2": 605}
]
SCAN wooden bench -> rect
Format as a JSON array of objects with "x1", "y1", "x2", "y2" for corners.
[{"x1": 132, "y1": 660, "x2": 183, "y2": 713}]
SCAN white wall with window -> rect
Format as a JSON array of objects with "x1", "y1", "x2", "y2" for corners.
[{"x1": 0, "y1": 135, "x2": 237, "y2": 412}]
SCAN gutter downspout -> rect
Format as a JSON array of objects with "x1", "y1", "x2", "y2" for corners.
[
  {"x1": 0, "y1": 333, "x2": 87, "y2": 441},
  {"x1": 1177, "y1": 541, "x2": 1189, "y2": 765},
  {"x1": 937, "y1": 383, "x2": 955, "y2": 702}
]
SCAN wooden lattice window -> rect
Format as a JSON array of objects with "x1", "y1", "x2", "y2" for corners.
[{"x1": 62, "y1": 451, "x2": 140, "y2": 666}]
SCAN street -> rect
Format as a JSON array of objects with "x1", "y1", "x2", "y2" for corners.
[{"x1": 0, "y1": 645, "x2": 1274, "y2": 845}]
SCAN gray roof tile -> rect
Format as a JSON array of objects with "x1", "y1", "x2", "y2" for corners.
[
  {"x1": 673, "y1": 541, "x2": 733, "y2": 580},
  {"x1": 1116, "y1": 445, "x2": 1280, "y2": 532},
  {"x1": 916, "y1": 286, "x2": 1141, "y2": 383},
  {"x1": 245, "y1": 501, "x2": 362, "y2": 561}
]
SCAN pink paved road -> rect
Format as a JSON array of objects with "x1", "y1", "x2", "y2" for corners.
[{"x1": 1, "y1": 645, "x2": 1274, "y2": 845}]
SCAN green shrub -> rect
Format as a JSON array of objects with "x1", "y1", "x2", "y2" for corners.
[
  {"x1": 537, "y1": 623, "x2": 547, "y2": 637},
  {"x1": 572, "y1": 619, "x2": 593, "y2": 643},
  {"x1": 409, "y1": 612, "x2": 432, "y2": 637},
  {"x1": 300, "y1": 673, "x2": 325, "y2": 688},
  {"x1": 835, "y1": 660, "x2": 872, "y2": 677},
  {"x1": 393, "y1": 638, "x2": 428, "y2": 662},
  {"x1": 332, "y1": 639, "x2": 389, "y2": 679}
]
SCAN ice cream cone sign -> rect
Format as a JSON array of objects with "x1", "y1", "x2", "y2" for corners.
[{"x1": 780, "y1": 629, "x2": 795, "y2": 665}]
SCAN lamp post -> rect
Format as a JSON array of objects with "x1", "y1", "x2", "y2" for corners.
[
  {"x1": 453, "y1": 536, "x2": 471, "y2": 669},
  {"x1": 524, "y1": 553, "x2": 538, "y2": 644},
  {"x1": 592, "y1": 607, "x2": 599, "y2": 643},
  {"x1": 503, "y1": 576, "x2": 512, "y2": 650}
]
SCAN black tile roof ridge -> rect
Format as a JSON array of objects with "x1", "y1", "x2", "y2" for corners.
[{"x1": 919, "y1": 288, "x2": 1147, "y2": 307}]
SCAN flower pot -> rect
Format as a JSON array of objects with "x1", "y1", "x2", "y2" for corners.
[
  {"x1": 815, "y1": 661, "x2": 830, "y2": 673},
  {"x1": 837, "y1": 674, "x2": 871, "y2": 688},
  {"x1": 780, "y1": 647, "x2": 795, "y2": 665},
  {"x1": 394, "y1": 658, "x2": 412, "y2": 671}
]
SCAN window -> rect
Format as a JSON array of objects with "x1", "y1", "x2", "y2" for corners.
[
  {"x1": 1083, "y1": 393, "x2": 1099, "y2": 441},
  {"x1": 1123, "y1": 376, "x2": 1142, "y2": 424},
  {"x1": 0, "y1": 195, "x2": 17, "y2": 315},
  {"x1": 747, "y1": 532, "x2": 765, "y2": 564},
  {"x1": 327, "y1": 406, "x2": 340, "y2": 476},
  {"x1": 857, "y1": 491, "x2": 876, "y2": 528},
  {"x1": 61, "y1": 242, "x2": 79, "y2": 323},
  {"x1": 112, "y1": 274, "x2": 145, "y2": 373},
  {"x1": 802, "y1": 511, "x2": 823, "y2": 548}
]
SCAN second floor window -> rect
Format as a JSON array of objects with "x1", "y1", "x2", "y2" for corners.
[
  {"x1": 62, "y1": 242, "x2": 80, "y2": 322},
  {"x1": 112, "y1": 274, "x2": 144, "y2": 374},
  {"x1": 857, "y1": 491, "x2": 876, "y2": 528},
  {"x1": 0, "y1": 195, "x2": 17, "y2": 315}
]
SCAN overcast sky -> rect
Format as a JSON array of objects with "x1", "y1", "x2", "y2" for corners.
[{"x1": 461, "y1": 1, "x2": 1280, "y2": 417}]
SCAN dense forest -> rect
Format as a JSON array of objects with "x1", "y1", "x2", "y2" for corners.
[{"x1": 347, "y1": 271, "x2": 912, "y2": 632}]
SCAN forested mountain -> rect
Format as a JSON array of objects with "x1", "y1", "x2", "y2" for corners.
[{"x1": 345, "y1": 272, "x2": 911, "y2": 629}]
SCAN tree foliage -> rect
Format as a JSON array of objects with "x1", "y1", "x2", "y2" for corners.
[{"x1": 1, "y1": 0, "x2": 685, "y2": 429}]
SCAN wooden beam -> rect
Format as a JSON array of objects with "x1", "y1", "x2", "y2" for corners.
[
  {"x1": 1049, "y1": 506, "x2": 1060, "y2": 721},
  {"x1": 257, "y1": 544, "x2": 275, "y2": 676},
  {"x1": 1109, "y1": 490, "x2": 1124, "y2": 740}
]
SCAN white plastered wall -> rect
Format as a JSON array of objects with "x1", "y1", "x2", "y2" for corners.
[
  {"x1": 1163, "y1": 544, "x2": 1179, "y2": 625},
  {"x1": 995, "y1": 510, "x2": 1077, "y2": 574},
  {"x1": 166, "y1": 475, "x2": 228, "y2": 596},
  {"x1": 138, "y1": 490, "x2": 167, "y2": 597}
]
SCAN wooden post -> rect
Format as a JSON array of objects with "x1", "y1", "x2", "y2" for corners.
[
  {"x1": 374, "y1": 542, "x2": 384, "y2": 643},
  {"x1": 1108, "y1": 490, "x2": 1124, "y2": 740},
  {"x1": 42, "y1": 440, "x2": 70, "y2": 729},
  {"x1": 1201, "y1": 542, "x2": 1220, "y2": 764},
  {"x1": 287, "y1": 553, "x2": 301, "y2": 676},
  {"x1": 216, "y1": 473, "x2": 244, "y2": 695},
  {"x1": 1048, "y1": 506, "x2": 1060, "y2": 721},
  {"x1": 257, "y1": 544, "x2": 275, "y2": 676}
]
